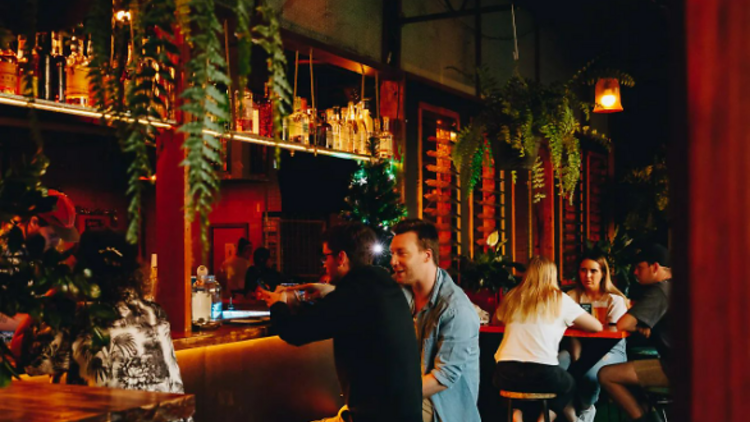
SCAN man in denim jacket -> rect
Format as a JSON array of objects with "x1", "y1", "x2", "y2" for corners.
[{"x1": 391, "y1": 219, "x2": 481, "y2": 422}]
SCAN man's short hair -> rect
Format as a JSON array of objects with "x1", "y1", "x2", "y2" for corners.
[
  {"x1": 634, "y1": 243, "x2": 670, "y2": 268},
  {"x1": 254, "y1": 247, "x2": 270, "y2": 263},
  {"x1": 322, "y1": 222, "x2": 377, "y2": 269},
  {"x1": 392, "y1": 219, "x2": 439, "y2": 266},
  {"x1": 238, "y1": 237, "x2": 251, "y2": 254}
]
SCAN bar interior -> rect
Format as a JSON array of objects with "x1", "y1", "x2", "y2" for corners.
[{"x1": 0, "y1": 0, "x2": 745, "y2": 421}]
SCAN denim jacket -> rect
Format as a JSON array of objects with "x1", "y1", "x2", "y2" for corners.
[{"x1": 403, "y1": 268, "x2": 482, "y2": 422}]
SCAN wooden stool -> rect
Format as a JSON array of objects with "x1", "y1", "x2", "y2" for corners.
[{"x1": 499, "y1": 390, "x2": 557, "y2": 422}]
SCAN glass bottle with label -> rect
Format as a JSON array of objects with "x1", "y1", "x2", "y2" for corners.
[
  {"x1": 0, "y1": 40, "x2": 18, "y2": 95},
  {"x1": 35, "y1": 33, "x2": 52, "y2": 100},
  {"x1": 379, "y1": 117, "x2": 394, "y2": 159},
  {"x1": 299, "y1": 98, "x2": 310, "y2": 145},
  {"x1": 50, "y1": 32, "x2": 65, "y2": 102},
  {"x1": 207, "y1": 275, "x2": 222, "y2": 323},
  {"x1": 191, "y1": 265, "x2": 211, "y2": 326},
  {"x1": 65, "y1": 37, "x2": 89, "y2": 106}
]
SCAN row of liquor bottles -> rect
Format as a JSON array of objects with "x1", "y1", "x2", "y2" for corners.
[
  {"x1": 235, "y1": 91, "x2": 395, "y2": 159},
  {"x1": 0, "y1": 32, "x2": 93, "y2": 106},
  {"x1": 283, "y1": 98, "x2": 394, "y2": 159}
]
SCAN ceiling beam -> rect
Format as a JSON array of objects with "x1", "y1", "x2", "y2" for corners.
[{"x1": 400, "y1": 5, "x2": 511, "y2": 25}]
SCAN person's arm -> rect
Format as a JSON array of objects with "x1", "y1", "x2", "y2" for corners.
[
  {"x1": 572, "y1": 312, "x2": 603, "y2": 332},
  {"x1": 263, "y1": 283, "x2": 366, "y2": 347},
  {"x1": 618, "y1": 286, "x2": 669, "y2": 332},
  {"x1": 616, "y1": 313, "x2": 639, "y2": 332},
  {"x1": 424, "y1": 306, "x2": 480, "y2": 398}
]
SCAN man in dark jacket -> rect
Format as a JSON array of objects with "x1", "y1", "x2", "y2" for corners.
[{"x1": 260, "y1": 222, "x2": 422, "y2": 422}]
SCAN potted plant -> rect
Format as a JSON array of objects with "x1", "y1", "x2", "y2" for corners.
[{"x1": 457, "y1": 231, "x2": 525, "y2": 314}]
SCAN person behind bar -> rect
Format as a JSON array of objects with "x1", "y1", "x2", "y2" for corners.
[
  {"x1": 259, "y1": 222, "x2": 422, "y2": 422},
  {"x1": 493, "y1": 256, "x2": 603, "y2": 422},
  {"x1": 599, "y1": 244, "x2": 672, "y2": 422},
  {"x1": 244, "y1": 246, "x2": 285, "y2": 296},
  {"x1": 390, "y1": 218, "x2": 481, "y2": 422},
  {"x1": 13, "y1": 230, "x2": 189, "y2": 413},
  {"x1": 218, "y1": 237, "x2": 252, "y2": 297}
]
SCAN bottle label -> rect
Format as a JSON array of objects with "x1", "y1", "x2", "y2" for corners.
[
  {"x1": 0, "y1": 62, "x2": 17, "y2": 94},
  {"x1": 211, "y1": 301, "x2": 223, "y2": 321}
]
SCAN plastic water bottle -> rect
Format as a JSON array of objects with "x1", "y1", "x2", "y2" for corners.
[{"x1": 207, "y1": 275, "x2": 223, "y2": 323}]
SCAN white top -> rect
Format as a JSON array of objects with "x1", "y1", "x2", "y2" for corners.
[
  {"x1": 567, "y1": 290, "x2": 628, "y2": 323},
  {"x1": 494, "y1": 293, "x2": 585, "y2": 365}
]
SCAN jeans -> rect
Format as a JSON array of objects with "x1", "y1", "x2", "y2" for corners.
[
  {"x1": 493, "y1": 360, "x2": 575, "y2": 415},
  {"x1": 578, "y1": 339, "x2": 628, "y2": 408}
]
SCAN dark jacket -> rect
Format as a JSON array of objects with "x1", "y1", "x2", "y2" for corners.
[{"x1": 270, "y1": 265, "x2": 422, "y2": 422}]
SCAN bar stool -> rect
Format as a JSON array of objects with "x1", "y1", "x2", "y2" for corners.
[
  {"x1": 499, "y1": 390, "x2": 557, "y2": 422},
  {"x1": 644, "y1": 386, "x2": 671, "y2": 422}
]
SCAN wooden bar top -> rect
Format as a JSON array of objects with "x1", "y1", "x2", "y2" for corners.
[
  {"x1": 0, "y1": 381, "x2": 194, "y2": 422},
  {"x1": 480, "y1": 324, "x2": 630, "y2": 339},
  {"x1": 172, "y1": 323, "x2": 270, "y2": 351}
]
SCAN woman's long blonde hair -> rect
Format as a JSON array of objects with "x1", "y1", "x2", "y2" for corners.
[
  {"x1": 495, "y1": 256, "x2": 562, "y2": 324},
  {"x1": 576, "y1": 253, "x2": 628, "y2": 302}
]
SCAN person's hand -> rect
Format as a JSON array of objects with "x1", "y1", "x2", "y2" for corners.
[
  {"x1": 258, "y1": 287, "x2": 288, "y2": 307},
  {"x1": 636, "y1": 326, "x2": 652, "y2": 338},
  {"x1": 282, "y1": 283, "x2": 336, "y2": 301}
]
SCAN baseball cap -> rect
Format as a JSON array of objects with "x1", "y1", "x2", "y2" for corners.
[
  {"x1": 634, "y1": 243, "x2": 670, "y2": 267},
  {"x1": 37, "y1": 190, "x2": 80, "y2": 243}
]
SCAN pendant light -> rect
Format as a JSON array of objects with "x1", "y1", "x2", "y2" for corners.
[{"x1": 593, "y1": 78, "x2": 623, "y2": 113}]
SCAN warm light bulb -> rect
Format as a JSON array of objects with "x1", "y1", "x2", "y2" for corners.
[
  {"x1": 115, "y1": 10, "x2": 132, "y2": 22},
  {"x1": 600, "y1": 94, "x2": 617, "y2": 107},
  {"x1": 372, "y1": 243, "x2": 384, "y2": 255}
]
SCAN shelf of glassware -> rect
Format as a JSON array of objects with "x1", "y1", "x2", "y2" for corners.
[{"x1": 0, "y1": 92, "x2": 374, "y2": 162}]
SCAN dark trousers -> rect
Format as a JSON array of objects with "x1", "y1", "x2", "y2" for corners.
[{"x1": 493, "y1": 360, "x2": 575, "y2": 416}]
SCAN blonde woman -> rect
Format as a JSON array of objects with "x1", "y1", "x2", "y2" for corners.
[
  {"x1": 566, "y1": 253, "x2": 629, "y2": 422},
  {"x1": 493, "y1": 256, "x2": 602, "y2": 422}
]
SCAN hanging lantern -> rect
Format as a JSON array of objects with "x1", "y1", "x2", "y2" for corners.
[{"x1": 593, "y1": 78, "x2": 623, "y2": 113}]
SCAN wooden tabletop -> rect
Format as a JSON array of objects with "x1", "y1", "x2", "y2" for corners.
[
  {"x1": 0, "y1": 381, "x2": 195, "y2": 422},
  {"x1": 480, "y1": 324, "x2": 630, "y2": 339}
]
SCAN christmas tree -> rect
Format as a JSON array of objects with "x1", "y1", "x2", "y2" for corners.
[{"x1": 342, "y1": 137, "x2": 407, "y2": 266}]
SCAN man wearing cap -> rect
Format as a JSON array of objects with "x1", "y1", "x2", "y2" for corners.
[{"x1": 599, "y1": 244, "x2": 672, "y2": 422}]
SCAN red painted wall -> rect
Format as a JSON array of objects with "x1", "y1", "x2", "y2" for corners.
[{"x1": 189, "y1": 181, "x2": 281, "y2": 274}]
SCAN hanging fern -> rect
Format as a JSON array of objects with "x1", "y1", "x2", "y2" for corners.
[
  {"x1": 177, "y1": 0, "x2": 231, "y2": 258},
  {"x1": 120, "y1": 0, "x2": 179, "y2": 244},
  {"x1": 253, "y1": 4, "x2": 292, "y2": 141},
  {"x1": 235, "y1": 0, "x2": 255, "y2": 91},
  {"x1": 453, "y1": 64, "x2": 631, "y2": 203}
]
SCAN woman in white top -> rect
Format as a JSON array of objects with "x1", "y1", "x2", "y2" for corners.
[
  {"x1": 493, "y1": 256, "x2": 602, "y2": 422},
  {"x1": 565, "y1": 253, "x2": 629, "y2": 422}
]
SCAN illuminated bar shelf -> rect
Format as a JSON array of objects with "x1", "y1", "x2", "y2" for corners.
[{"x1": 0, "y1": 93, "x2": 374, "y2": 163}]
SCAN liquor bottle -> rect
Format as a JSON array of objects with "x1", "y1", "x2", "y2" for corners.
[
  {"x1": 329, "y1": 107, "x2": 340, "y2": 150},
  {"x1": 299, "y1": 98, "x2": 310, "y2": 145},
  {"x1": 65, "y1": 37, "x2": 89, "y2": 106},
  {"x1": 0, "y1": 40, "x2": 18, "y2": 94},
  {"x1": 16, "y1": 35, "x2": 32, "y2": 96},
  {"x1": 259, "y1": 83, "x2": 273, "y2": 137},
  {"x1": 50, "y1": 32, "x2": 65, "y2": 102},
  {"x1": 237, "y1": 90, "x2": 260, "y2": 134},
  {"x1": 359, "y1": 100, "x2": 374, "y2": 154},
  {"x1": 324, "y1": 109, "x2": 335, "y2": 149},
  {"x1": 35, "y1": 33, "x2": 52, "y2": 100},
  {"x1": 343, "y1": 101, "x2": 357, "y2": 153},
  {"x1": 379, "y1": 117, "x2": 394, "y2": 159},
  {"x1": 284, "y1": 96, "x2": 301, "y2": 142},
  {"x1": 192, "y1": 265, "x2": 211, "y2": 326},
  {"x1": 206, "y1": 275, "x2": 222, "y2": 324}
]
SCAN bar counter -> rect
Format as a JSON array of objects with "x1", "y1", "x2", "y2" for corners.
[{"x1": 172, "y1": 323, "x2": 270, "y2": 351}]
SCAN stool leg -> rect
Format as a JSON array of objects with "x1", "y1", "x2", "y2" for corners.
[
  {"x1": 542, "y1": 399, "x2": 551, "y2": 422},
  {"x1": 507, "y1": 398, "x2": 513, "y2": 422}
]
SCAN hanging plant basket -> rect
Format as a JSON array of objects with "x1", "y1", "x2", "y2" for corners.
[{"x1": 490, "y1": 139, "x2": 537, "y2": 171}]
